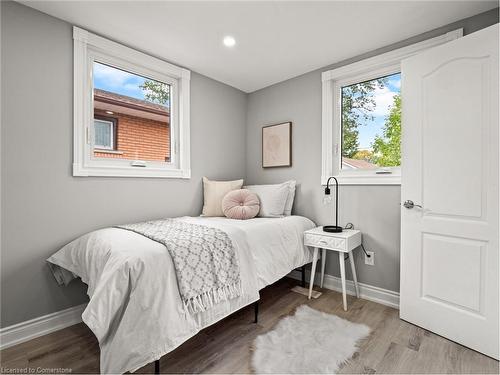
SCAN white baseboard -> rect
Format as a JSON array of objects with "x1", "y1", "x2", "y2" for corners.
[
  {"x1": 289, "y1": 270, "x2": 400, "y2": 309},
  {"x1": 0, "y1": 304, "x2": 86, "y2": 350}
]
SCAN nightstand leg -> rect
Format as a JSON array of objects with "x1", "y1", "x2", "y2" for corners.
[
  {"x1": 308, "y1": 247, "x2": 319, "y2": 299},
  {"x1": 338, "y1": 252, "x2": 347, "y2": 311},
  {"x1": 321, "y1": 248, "x2": 326, "y2": 288},
  {"x1": 349, "y1": 251, "x2": 360, "y2": 298}
]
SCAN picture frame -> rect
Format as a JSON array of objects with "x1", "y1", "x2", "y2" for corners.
[{"x1": 262, "y1": 122, "x2": 292, "y2": 168}]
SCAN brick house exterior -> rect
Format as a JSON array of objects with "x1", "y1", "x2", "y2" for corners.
[{"x1": 93, "y1": 89, "x2": 170, "y2": 162}]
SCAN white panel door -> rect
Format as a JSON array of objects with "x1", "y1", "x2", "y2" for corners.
[{"x1": 400, "y1": 24, "x2": 499, "y2": 359}]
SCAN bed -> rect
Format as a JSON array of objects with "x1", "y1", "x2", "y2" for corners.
[{"x1": 47, "y1": 215, "x2": 315, "y2": 374}]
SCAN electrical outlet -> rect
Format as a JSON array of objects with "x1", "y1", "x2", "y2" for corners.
[{"x1": 365, "y1": 251, "x2": 375, "y2": 266}]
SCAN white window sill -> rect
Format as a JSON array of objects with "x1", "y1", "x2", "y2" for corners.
[
  {"x1": 321, "y1": 174, "x2": 401, "y2": 186},
  {"x1": 94, "y1": 149, "x2": 124, "y2": 155},
  {"x1": 73, "y1": 163, "x2": 191, "y2": 179}
]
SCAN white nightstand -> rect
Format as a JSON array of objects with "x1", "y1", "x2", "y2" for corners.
[{"x1": 304, "y1": 227, "x2": 362, "y2": 311}]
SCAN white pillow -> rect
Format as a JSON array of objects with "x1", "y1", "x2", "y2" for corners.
[
  {"x1": 202, "y1": 177, "x2": 244, "y2": 217},
  {"x1": 283, "y1": 180, "x2": 296, "y2": 216},
  {"x1": 244, "y1": 181, "x2": 296, "y2": 216},
  {"x1": 244, "y1": 182, "x2": 290, "y2": 217}
]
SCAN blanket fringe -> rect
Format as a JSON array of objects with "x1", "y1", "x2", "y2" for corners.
[{"x1": 184, "y1": 281, "x2": 243, "y2": 314}]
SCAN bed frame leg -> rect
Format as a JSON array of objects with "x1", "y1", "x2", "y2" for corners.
[
  {"x1": 301, "y1": 265, "x2": 306, "y2": 288},
  {"x1": 254, "y1": 301, "x2": 259, "y2": 323},
  {"x1": 155, "y1": 359, "x2": 160, "y2": 374}
]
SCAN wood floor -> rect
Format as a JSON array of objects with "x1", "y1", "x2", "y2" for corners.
[{"x1": 1, "y1": 278, "x2": 498, "y2": 374}]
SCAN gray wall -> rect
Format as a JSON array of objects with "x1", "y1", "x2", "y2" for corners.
[
  {"x1": 0, "y1": 1, "x2": 247, "y2": 327},
  {"x1": 245, "y1": 8, "x2": 499, "y2": 293}
]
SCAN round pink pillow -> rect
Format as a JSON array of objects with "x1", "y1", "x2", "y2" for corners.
[{"x1": 222, "y1": 189, "x2": 260, "y2": 220}]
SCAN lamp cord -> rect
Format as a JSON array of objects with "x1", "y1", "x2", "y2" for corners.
[{"x1": 343, "y1": 222, "x2": 371, "y2": 259}]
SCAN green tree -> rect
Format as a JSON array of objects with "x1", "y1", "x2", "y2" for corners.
[
  {"x1": 140, "y1": 80, "x2": 170, "y2": 106},
  {"x1": 352, "y1": 149, "x2": 374, "y2": 162},
  {"x1": 373, "y1": 94, "x2": 401, "y2": 166},
  {"x1": 341, "y1": 78, "x2": 387, "y2": 158}
]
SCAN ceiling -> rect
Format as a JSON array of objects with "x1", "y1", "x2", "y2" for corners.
[{"x1": 20, "y1": 1, "x2": 498, "y2": 93}]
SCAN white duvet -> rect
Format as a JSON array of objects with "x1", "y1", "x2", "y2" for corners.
[{"x1": 47, "y1": 215, "x2": 315, "y2": 374}]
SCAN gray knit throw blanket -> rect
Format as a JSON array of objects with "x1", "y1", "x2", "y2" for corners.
[{"x1": 117, "y1": 219, "x2": 242, "y2": 314}]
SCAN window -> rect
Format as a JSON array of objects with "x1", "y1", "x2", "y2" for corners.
[
  {"x1": 321, "y1": 29, "x2": 462, "y2": 185},
  {"x1": 73, "y1": 27, "x2": 190, "y2": 178},
  {"x1": 94, "y1": 118, "x2": 115, "y2": 150},
  {"x1": 341, "y1": 73, "x2": 401, "y2": 171},
  {"x1": 92, "y1": 62, "x2": 171, "y2": 162}
]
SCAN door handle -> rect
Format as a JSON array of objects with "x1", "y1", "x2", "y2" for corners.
[{"x1": 403, "y1": 200, "x2": 422, "y2": 209}]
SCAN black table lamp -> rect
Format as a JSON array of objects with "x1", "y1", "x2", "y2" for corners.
[{"x1": 323, "y1": 176, "x2": 343, "y2": 233}]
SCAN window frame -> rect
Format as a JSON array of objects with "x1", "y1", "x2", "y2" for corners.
[
  {"x1": 73, "y1": 26, "x2": 190, "y2": 178},
  {"x1": 321, "y1": 29, "x2": 463, "y2": 186}
]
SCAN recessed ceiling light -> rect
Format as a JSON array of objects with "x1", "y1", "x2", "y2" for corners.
[
  {"x1": 223, "y1": 36, "x2": 236, "y2": 48},
  {"x1": 105, "y1": 111, "x2": 114, "y2": 115}
]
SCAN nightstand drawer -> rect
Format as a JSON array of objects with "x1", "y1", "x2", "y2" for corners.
[{"x1": 304, "y1": 233, "x2": 346, "y2": 250}]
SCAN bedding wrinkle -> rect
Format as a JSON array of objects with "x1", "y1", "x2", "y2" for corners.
[
  {"x1": 99, "y1": 264, "x2": 135, "y2": 346},
  {"x1": 84, "y1": 256, "x2": 146, "y2": 344}
]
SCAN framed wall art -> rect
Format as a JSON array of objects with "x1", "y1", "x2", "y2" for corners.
[{"x1": 262, "y1": 122, "x2": 292, "y2": 168}]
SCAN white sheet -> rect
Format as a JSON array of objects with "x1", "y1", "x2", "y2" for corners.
[{"x1": 47, "y1": 215, "x2": 314, "y2": 374}]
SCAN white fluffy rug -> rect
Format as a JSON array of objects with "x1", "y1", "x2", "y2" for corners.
[{"x1": 252, "y1": 305, "x2": 370, "y2": 374}]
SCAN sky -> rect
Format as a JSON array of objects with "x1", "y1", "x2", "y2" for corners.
[
  {"x1": 93, "y1": 62, "x2": 148, "y2": 100},
  {"x1": 345, "y1": 72, "x2": 401, "y2": 150},
  {"x1": 93, "y1": 62, "x2": 170, "y2": 108}
]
